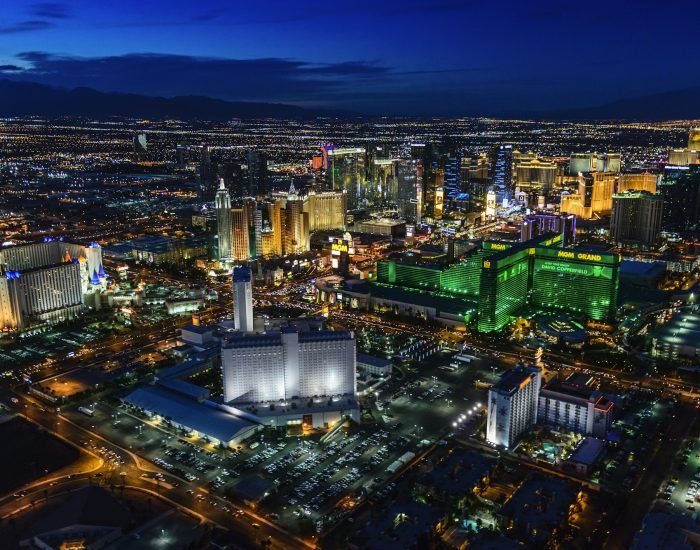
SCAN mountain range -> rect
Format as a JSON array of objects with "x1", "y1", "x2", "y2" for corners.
[{"x1": 1, "y1": 79, "x2": 699, "y2": 121}]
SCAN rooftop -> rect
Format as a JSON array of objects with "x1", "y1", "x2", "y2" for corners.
[{"x1": 123, "y1": 386, "x2": 259, "y2": 443}]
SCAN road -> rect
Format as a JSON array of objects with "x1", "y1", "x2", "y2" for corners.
[{"x1": 0, "y1": 389, "x2": 312, "y2": 550}]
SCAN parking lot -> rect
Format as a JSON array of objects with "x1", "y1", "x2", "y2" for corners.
[
  {"x1": 662, "y1": 437, "x2": 700, "y2": 516},
  {"x1": 62, "y1": 398, "x2": 423, "y2": 536}
]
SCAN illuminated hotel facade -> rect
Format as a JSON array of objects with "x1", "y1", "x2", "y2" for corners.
[
  {"x1": 369, "y1": 233, "x2": 620, "y2": 333},
  {"x1": 0, "y1": 240, "x2": 105, "y2": 331},
  {"x1": 486, "y1": 364, "x2": 542, "y2": 449}
]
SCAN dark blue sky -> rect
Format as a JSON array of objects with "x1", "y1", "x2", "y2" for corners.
[{"x1": 1, "y1": 0, "x2": 699, "y2": 115}]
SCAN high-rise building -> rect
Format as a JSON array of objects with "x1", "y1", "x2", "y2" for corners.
[
  {"x1": 514, "y1": 158, "x2": 558, "y2": 192},
  {"x1": 0, "y1": 240, "x2": 105, "y2": 331},
  {"x1": 610, "y1": 191, "x2": 663, "y2": 246},
  {"x1": 232, "y1": 266, "x2": 254, "y2": 332},
  {"x1": 659, "y1": 167, "x2": 700, "y2": 231},
  {"x1": 283, "y1": 184, "x2": 309, "y2": 254},
  {"x1": 668, "y1": 149, "x2": 700, "y2": 166},
  {"x1": 326, "y1": 148, "x2": 366, "y2": 209},
  {"x1": 530, "y1": 247, "x2": 620, "y2": 322},
  {"x1": 396, "y1": 159, "x2": 421, "y2": 222},
  {"x1": 521, "y1": 213, "x2": 577, "y2": 245},
  {"x1": 215, "y1": 180, "x2": 233, "y2": 261},
  {"x1": 231, "y1": 207, "x2": 250, "y2": 262},
  {"x1": 305, "y1": 190, "x2": 347, "y2": 231},
  {"x1": 490, "y1": 145, "x2": 514, "y2": 196},
  {"x1": 576, "y1": 171, "x2": 616, "y2": 217},
  {"x1": 486, "y1": 364, "x2": 542, "y2": 449},
  {"x1": 133, "y1": 133, "x2": 147, "y2": 160},
  {"x1": 569, "y1": 152, "x2": 621, "y2": 175},
  {"x1": 222, "y1": 328, "x2": 356, "y2": 405},
  {"x1": 245, "y1": 150, "x2": 269, "y2": 197},
  {"x1": 478, "y1": 247, "x2": 531, "y2": 332},
  {"x1": 617, "y1": 172, "x2": 658, "y2": 194},
  {"x1": 199, "y1": 144, "x2": 219, "y2": 202}
]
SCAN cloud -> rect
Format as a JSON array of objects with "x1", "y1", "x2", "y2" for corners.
[
  {"x1": 0, "y1": 64, "x2": 22, "y2": 71},
  {"x1": 0, "y1": 20, "x2": 56, "y2": 34},
  {"x1": 30, "y1": 2, "x2": 72, "y2": 19},
  {"x1": 5, "y1": 52, "x2": 392, "y2": 104}
]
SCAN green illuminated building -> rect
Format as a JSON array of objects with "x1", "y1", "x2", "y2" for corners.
[
  {"x1": 477, "y1": 247, "x2": 531, "y2": 332},
  {"x1": 374, "y1": 233, "x2": 620, "y2": 332},
  {"x1": 531, "y1": 247, "x2": 619, "y2": 321}
]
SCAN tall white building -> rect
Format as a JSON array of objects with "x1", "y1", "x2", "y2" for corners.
[
  {"x1": 215, "y1": 179, "x2": 233, "y2": 261},
  {"x1": 486, "y1": 365, "x2": 541, "y2": 449},
  {"x1": 221, "y1": 328, "x2": 356, "y2": 405},
  {"x1": 232, "y1": 266, "x2": 254, "y2": 332}
]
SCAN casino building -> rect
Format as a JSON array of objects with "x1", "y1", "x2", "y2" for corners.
[
  {"x1": 0, "y1": 240, "x2": 105, "y2": 331},
  {"x1": 317, "y1": 233, "x2": 620, "y2": 333}
]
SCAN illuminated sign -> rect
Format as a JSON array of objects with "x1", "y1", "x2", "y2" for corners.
[
  {"x1": 556, "y1": 250, "x2": 602, "y2": 262},
  {"x1": 331, "y1": 240, "x2": 348, "y2": 253},
  {"x1": 489, "y1": 243, "x2": 508, "y2": 251},
  {"x1": 483, "y1": 260, "x2": 491, "y2": 268}
]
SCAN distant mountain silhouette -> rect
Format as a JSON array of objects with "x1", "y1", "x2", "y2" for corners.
[
  {"x1": 0, "y1": 79, "x2": 343, "y2": 120},
  {"x1": 544, "y1": 87, "x2": 700, "y2": 120}
]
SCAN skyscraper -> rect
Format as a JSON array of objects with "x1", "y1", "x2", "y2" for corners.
[
  {"x1": 610, "y1": 191, "x2": 663, "y2": 246},
  {"x1": 326, "y1": 147, "x2": 366, "y2": 209},
  {"x1": 577, "y1": 171, "x2": 616, "y2": 217},
  {"x1": 284, "y1": 184, "x2": 309, "y2": 254},
  {"x1": 521, "y1": 213, "x2": 577, "y2": 245},
  {"x1": 232, "y1": 266, "x2": 254, "y2": 332},
  {"x1": 305, "y1": 190, "x2": 347, "y2": 231},
  {"x1": 245, "y1": 150, "x2": 269, "y2": 197},
  {"x1": 133, "y1": 132, "x2": 147, "y2": 160},
  {"x1": 396, "y1": 159, "x2": 420, "y2": 222},
  {"x1": 215, "y1": 180, "x2": 233, "y2": 261},
  {"x1": 486, "y1": 364, "x2": 542, "y2": 449},
  {"x1": 659, "y1": 167, "x2": 700, "y2": 232},
  {"x1": 231, "y1": 207, "x2": 250, "y2": 261}
]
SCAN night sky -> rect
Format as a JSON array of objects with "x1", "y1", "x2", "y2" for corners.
[{"x1": 1, "y1": 0, "x2": 699, "y2": 115}]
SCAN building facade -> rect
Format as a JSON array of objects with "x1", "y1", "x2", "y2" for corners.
[{"x1": 486, "y1": 365, "x2": 542, "y2": 449}]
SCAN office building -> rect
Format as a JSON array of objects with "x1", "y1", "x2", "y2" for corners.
[
  {"x1": 306, "y1": 190, "x2": 347, "y2": 231},
  {"x1": 215, "y1": 180, "x2": 233, "y2": 261},
  {"x1": 610, "y1": 191, "x2": 663, "y2": 246},
  {"x1": 486, "y1": 364, "x2": 542, "y2": 449},
  {"x1": 617, "y1": 172, "x2": 658, "y2": 194},
  {"x1": 326, "y1": 147, "x2": 366, "y2": 209},
  {"x1": 222, "y1": 328, "x2": 356, "y2": 405},
  {"x1": 354, "y1": 219, "x2": 405, "y2": 238},
  {"x1": 521, "y1": 213, "x2": 577, "y2": 245},
  {"x1": 233, "y1": 266, "x2": 254, "y2": 332},
  {"x1": 538, "y1": 373, "x2": 613, "y2": 438},
  {"x1": 0, "y1": 240, "x2": 105, "y2": 331}
]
